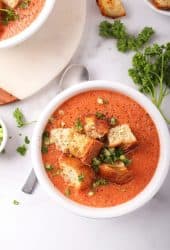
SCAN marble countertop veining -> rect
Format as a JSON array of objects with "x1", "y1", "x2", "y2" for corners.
[{"x1": 0, "y1": 0, "x2": 170, "y2": 249}]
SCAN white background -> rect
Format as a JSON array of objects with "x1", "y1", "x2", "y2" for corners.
[{"x1": 1, "y1": 0, "x2": 170, "y2": 249}]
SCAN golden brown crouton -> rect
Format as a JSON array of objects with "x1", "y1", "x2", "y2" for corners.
[
  {"x1": 51, "y1": 128, "x2": 103, "y2": 165},
  {"x1": 152, "y1": 0, "x2": 170, "y2": 9},
  {"x1": 96, "y1": 0, "x2": 126, "y2": 18},
  {"x1": 99, "y1": 162, "x2": 133, "y2": 184},
  {"x1": 2, "y1": 0, "x2": 19, "y2": 8},
  {"x1": 59, "y1": 156, "x2": 95, "y2": 190},
  {"x1": 108, "y1": 124, "x2": 137, "y2": 150},
  {"x1": 84, "y1": 115, "x2": 110, "y2": 139}
]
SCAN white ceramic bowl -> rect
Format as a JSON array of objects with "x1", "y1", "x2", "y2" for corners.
[
  {"x1": 0, "y1": 0, "x2": 56, "y2": 49},
  {"x1": 0, "y1": 118, "x2": 8, "y2": 153},
  {"x1": 31, "y1": 81, "x2": 170, "y2": 218},
  {"x1": 144, "y1": 0, "x2": 170, "y2": 16}
]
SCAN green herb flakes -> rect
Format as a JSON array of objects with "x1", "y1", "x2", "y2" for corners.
[
  {"x1": 74, "y1": 118, "x2": 83, "y2": 132},
  {"x1": 13, "y1": 200, "x2": 20, "y2": 205},
  {"x1": 24, "y1": 136, "x2": 30, "y2": 144},
  {"x1": 93, "y1": 179, "x2": 108, "y2": 188},
  {"x1": 45, "y1": 164, "x2": 53, "y2": 171},
  {"x1": 16, "y1": 144, "x2": 27, "y2": 156},
  {"x1": 78, "y1": 174, "x2": 84, "y2": 182},
  {"x1": 96, "y1": 112, "x2": 106, "y2": 120}
]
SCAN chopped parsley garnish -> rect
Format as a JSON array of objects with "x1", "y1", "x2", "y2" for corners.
[
  {"x1": 74, "y1": 118, "x2": 83, "y2": 132},
  {"x1": 45, "y1": 164, "x2": 53, "y2": 171},
  {"x1": 65, "y1": 187, "x2": 71, "y2": 197},
  {"x1": 99, "y1": 20, "x2": 155, "y2": 53},
  {"x1": 42, "y1": 131, "x2": 50, "y2": 145},
  {"x1": 24, "y1": 136, "x2": 30, "y2": 144},
  {"x1": 110, "y1": 117, "x2": 117, "y2": 126},
  {"x1": 0, "y1": 8, "x2": 19, "y2": 25},
  {"x1": 92, "y1": 147, "x2": 132, "y2": 168},
  {"x1": 78, "y1": 174, "x2": 84, "y2": 182},
  {"x1": 96, "y1": 112, "x2": 106, "y2": 120},
  {"x1": 97, "y1": 97, "x2": 109, "y2": 105},
  {"x1": 41, "y1": 145, "x2": 48, "y2": 154},
  {"x1": 19, "y1": 0, "x2": 31, "y2": 9},
  {"x1": 16, "y1": 144, "x2": 27, "y2": 156},
  {"x1": 13, "y1": 200, "x2": 20, "y2": 205},
  {"x1": 93, "y1": 179, "x2": 108, "y2": 188},
  {"x1": 13, "y1": 108, "x2": 35, "y2": 128}
]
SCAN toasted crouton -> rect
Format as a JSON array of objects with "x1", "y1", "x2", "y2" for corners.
[
  {"x1": 108, "y1": 124, "x2": 137, "y2": 149},
  {"x1": 51, "y1": 128, "x2": 103, "y2": 165},
  {"x1": 84, "y1": 115, "x2": 110, "y2": 139},
  {"x1": 59, "y1": 156, "x2": 95, "y2": 190},
  {"x1": 1, "y1": 0, "x2": 19, "y2": 8},
  {"x1": 96, "y1": 0, "x2": 126, "y2": 18},
  {"x1": 152, "y1": 0, "x2": 170, "y2": 9},
  {"x1": 99, "y1": 162, "x2": 133, "y2": 184}
]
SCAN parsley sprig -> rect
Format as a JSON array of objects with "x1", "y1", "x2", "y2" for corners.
[
  {"x1": 129, "y1": 43, "x2": 170, "y2": 124},
  {"x1": 13, "y1": 108, "x2": 36, "y2": 128},
  {"x1": 99, "y1": 20, "x2": 154, "y2": 53}
]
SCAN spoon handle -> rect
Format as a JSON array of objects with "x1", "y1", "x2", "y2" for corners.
[{"x1": 22, "y1": 169, "x2": 37, "y2": 194}]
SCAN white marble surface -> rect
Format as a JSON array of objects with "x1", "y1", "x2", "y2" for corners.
[{"x1": 0, "y1": 0, "x2": 170, "y2": 249}]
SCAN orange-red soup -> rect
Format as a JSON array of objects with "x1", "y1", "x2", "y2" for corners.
[
  {"x1": 0, "y1": 0, "x2": 45, "y2": 40},
  {"x1": 42, "y1": 90, "x2": 160, "y2": 208}
]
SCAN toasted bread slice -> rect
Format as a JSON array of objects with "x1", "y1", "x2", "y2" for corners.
[
  {"x1": 108, "y1": 124, "x2": 137, "y2": 149},
  {"x1": 59, "y1": 156, "x2": 95, "y2": 190},
  {"x1": 1, "y1": 0, "x2": 19, "y2": 8},
  {"x1": 99, "y1": 162, "x2": 133, "y2": 184},
  {"x1": 84, "y1": 115, "x2": 110, "y2": 139},
  {"x1": 96, "y1": 0, "x2": 126, "y2": 18},
  {"x1": 152, "y1": 0, "x2": 170, "y2": 9},
  {"x1": 51, "y1": 128, "x2": 103, "y2": 165}
]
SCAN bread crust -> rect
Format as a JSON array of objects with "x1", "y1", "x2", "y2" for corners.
[
  {"x1": 152, "y1": 0, "x2": 170, "y2": 9},
  {"x1": 59, "y1": 156, "x2": 95, "y2": 190},
  {"x1": 96, "y1": 0, "x2": 126, "y2": 18},
  {"x1": 99, "y1": 163, "x2": 134, "y2": 184}
]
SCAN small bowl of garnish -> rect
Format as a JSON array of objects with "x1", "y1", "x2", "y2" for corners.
[{"x1": 0, "y1": 118, "x2": 8, "y2": 153}]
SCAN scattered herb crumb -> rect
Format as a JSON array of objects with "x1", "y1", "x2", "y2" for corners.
[
  {"x1": 93, "y1": 179, "x2": 108, "y2": 188},
  {"x1": 16, "y1": 144, "x2": 27, "y2": 156},
  {"x1": 19, "y1": 0, "x2": 31, "y2": 9},
  {"x1": 24, "y1": 136, "x2": 30, "y2": 144},
  {"x1": 45, "y1": 164, "x2": 53, "y2": 171},
  {"x1": 65, "y1": 187, "x2": 71, "y2": 197},
  {"x1": 78, "y1": 174, "x2": 84, "y2": 182},
  {"x1": 96, "y1": 112, "x2": 106, "y2": 120},
  {"x1": 13, "y1": 200, "x2": 20, "y2": 205},
  {"x1": 74, "y1": 118, "x2": 83, "y2": 132}
]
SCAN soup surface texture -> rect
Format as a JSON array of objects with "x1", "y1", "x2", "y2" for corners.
[
  {"x1": 0, "y1": 0, "x2": 45, "y2": 40},
  {"x1": 42, "y1": 90, "x2": 160, "y2": 208}
]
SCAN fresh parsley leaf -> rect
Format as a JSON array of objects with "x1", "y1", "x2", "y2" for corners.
[
  {"x1": 13, "y1": 200, "x2": 20, "y2": 205},
  {"x1": 16, "y1": 144, "x2": 27, "y2": 156},
  {"x1": 0, "y1": 8, "x2": 19, "y2": 25},
  {"x1": 93, "y1": 179, "x2": 108, "y2": 188},
  {"x1": 24, "y1": 136, "x2": 30, "y2": 144},
  {"x1": 129, "y1": 43, "x2": 170, "y2": 124},
  {"x1": 45, "y1": 164, "x2": 53, "y2": 171},
  {"x1": 99, "y1": 20, "x2": 154, "y2": 53},
  {"x1": 78, "y1": 174, "x2": 84, "y2": 182},
  {"x1": 41, "y1": 145, "x2": 48, "y2": 154},
  {"x1": 110, "y1": 117, "x2": 117, "y2": 126},
  {"x1": 74, "y1": 118, "x2": 83, "y2": 132},
  {"x1": 19, "y1": 0, "x2": 31, "y2": 9},
  {"x1": 96, "y1": 112, "x2": 106, "y2": 120},
  {"x1": 13, "y1": 108, "x2": 36, "y2": 127}
]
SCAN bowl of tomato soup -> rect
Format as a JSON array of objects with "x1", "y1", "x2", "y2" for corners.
[
  {"x1": 31, "y1": 81, "x2": 170, "y2": 218},
  {"x1": 0, "y1": 0, "x2": 55, "y2": 48}
]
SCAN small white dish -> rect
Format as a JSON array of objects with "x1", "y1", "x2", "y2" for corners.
[
  {"x1": 144, "y1": 0, "x2": 170, "y2": 16},
  {"x1": 31, "y1": 81, "x2": 170, "y2": 218},
  {"x1": 0, "y1": 0, "x2": 56, "y2": 49},
  {"x1": 0, "y1": 118, "x2": 8, "y2": 153}
]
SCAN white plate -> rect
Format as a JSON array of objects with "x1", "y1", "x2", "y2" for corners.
[
  {"x1": 0, "y1": 0, "x2": 86, "y2": 100},
  {"x1": 144, "y1": 0, "x2": 170, "y2": 16}
]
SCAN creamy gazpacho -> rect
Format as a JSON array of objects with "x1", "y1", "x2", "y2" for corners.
[
  {"x1": 0, "y1": 0, "x2": 45, "y2": 40},
  {"x1": 41, "y1": 90, "x2": 160, "y2": 208}
]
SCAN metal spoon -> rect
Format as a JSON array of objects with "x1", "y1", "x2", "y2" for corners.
[{"x1": 22, "y1": 64, "x2": 90, "y2": 194}]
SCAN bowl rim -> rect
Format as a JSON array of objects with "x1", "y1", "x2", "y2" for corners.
[
  {"x1": 31, "y1": 80, "x2": 170, "y2": 218},
  {"x1": 143, "y1": 0, "x2": 170, "y2": 16},
  {"x1": 0, "y1": 118, "x2": 8, "y2": 153},
  {"x1": 0, "y1": 0, "x2": 56, "y2": 49}
]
